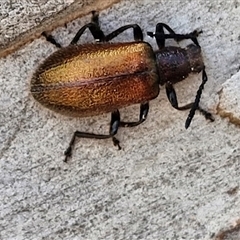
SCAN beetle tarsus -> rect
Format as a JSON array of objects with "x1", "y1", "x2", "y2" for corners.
[
  {"x1": 64, "y1": 132, "x2": 77, "y2": 162},
  {"x1": 42, "y1": 32, "x2": 62, "y2": 48},
  {"x1": 91, "y1": 11, "x2": 99, "y2": 24},
  {"x1": 198, "y1": 107, "x2": 215, "y2": 122},
  {"x1": 112, "y1": 137, "x2": 121, "y2": 150},
  {"x1": 64, "y1": 147, "x2": 72, "y2": 162}
]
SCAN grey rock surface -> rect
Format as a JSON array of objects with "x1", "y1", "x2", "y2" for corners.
[
  {"x1": 1, "y1": 0, "x2": 240, "y2": 239},
  {"x1": 218, "y1": 71, "x2": 240, "y2": 126}
]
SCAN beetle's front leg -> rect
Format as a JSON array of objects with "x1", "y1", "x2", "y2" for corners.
[
  {"x1": 147, "y1": 23, "x2": 200, "y2": 49},
  {"x1": 165, "y1": 81, "x2": 214, "y2": 128},
  {"x1": 64, "y1": 110, "x2": 121, "y2": 162},
  {"x1": 119, "y1": 102, "x2": 149, "y2": 127}
]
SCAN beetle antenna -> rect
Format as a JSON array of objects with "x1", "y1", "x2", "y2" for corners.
[{"x1": 185, "y1": 67, "x2": 210, "y2": 129}]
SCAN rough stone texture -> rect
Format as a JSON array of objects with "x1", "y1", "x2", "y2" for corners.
[
  {"x1": 217, "y1": 71, "x2": 240, "y2": 126},
  {"x1": 0, "y1": 0, "x2": 121, "y2": 58},
  {"x1": 1, "y1": 0, "x2": 240, "y2": 239},
  {"x1": 215, "y1": 219, "x2": 240, "y2": 240}
]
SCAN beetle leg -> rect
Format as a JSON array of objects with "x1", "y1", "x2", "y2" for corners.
[
  {"x1": 165, "y1": 82, "x2": 179, "y2": 109},
  {"x1": 70, "y1": 22, "x2": 105, "y2": 44},
  {"x1": 165, "y1": 81, "x2": 214, "y2": 128},
  {"x1": 41, "y1": 32, "x2": 62, "y2": 48},
  {"x1": 109, "y1": 110, "x2": 121, "y2": 149},
  {"x1": 90, "y1": 12, "x2": 106, "y2": 41},
  {"x1": 119, "y1": 102, "x2": 149, "y2": 127},
  {"x1": 72, "y1": 12, "x2": 144, "y2": 44},
  {"x1": 64, "y1": 110, "x2": 121, "y2": 162},
  {"x1": 70, "y1": 11, "x2": 106, "y2": 44},
  {"x1": 105, "y1": 24, "x2": 143, "y2": 42},
  {"x1": 147, "y1": 23, "x2": 200, "y2": 49},
  {"x1": 42, "y1": 11, "x2": 105, "y2": 47}
]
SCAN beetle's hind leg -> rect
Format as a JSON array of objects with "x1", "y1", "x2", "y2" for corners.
[
  {"x1": 41, "y1": 32, "x2": 62, "y2": 48},
  {"x1": 119, "y1": 102, "x2": 149, "y2": 127},
  {"x1": 64, "y1": 110, "x2": 121, "y2": 162},
  {"x1": 42, "y1": 11, "x2": 106, "y2": 48}
]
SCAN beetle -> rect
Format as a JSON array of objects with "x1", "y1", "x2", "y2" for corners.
[{"x1": 31, "y1": 11, "x2": 214, "y2": 162}]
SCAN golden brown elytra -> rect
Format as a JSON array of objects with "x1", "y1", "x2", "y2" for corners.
[{"x1": 31, "y1": 42, "x2": 159, "y2": 117}]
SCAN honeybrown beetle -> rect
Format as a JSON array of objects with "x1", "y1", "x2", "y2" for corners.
[{"x1": 31, "y1": 11, "x2": 214, "y2": 162}]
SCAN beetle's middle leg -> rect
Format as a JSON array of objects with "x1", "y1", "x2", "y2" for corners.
[
  {"x1": 70, "y1": 11, "x2": 106, "y2": 44},
  {"x1": 64, "y1": 110, "x2": 121, "y2": 162},
  {"x1": 105, "y1": 24, "x2": 143, "y2": 42},
  {"x1": 119, "y1": 102, "x2": 149, "y2": 128},
  {"x1": 70, "y1": 12, "x2": 144, "y2": 44}
]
